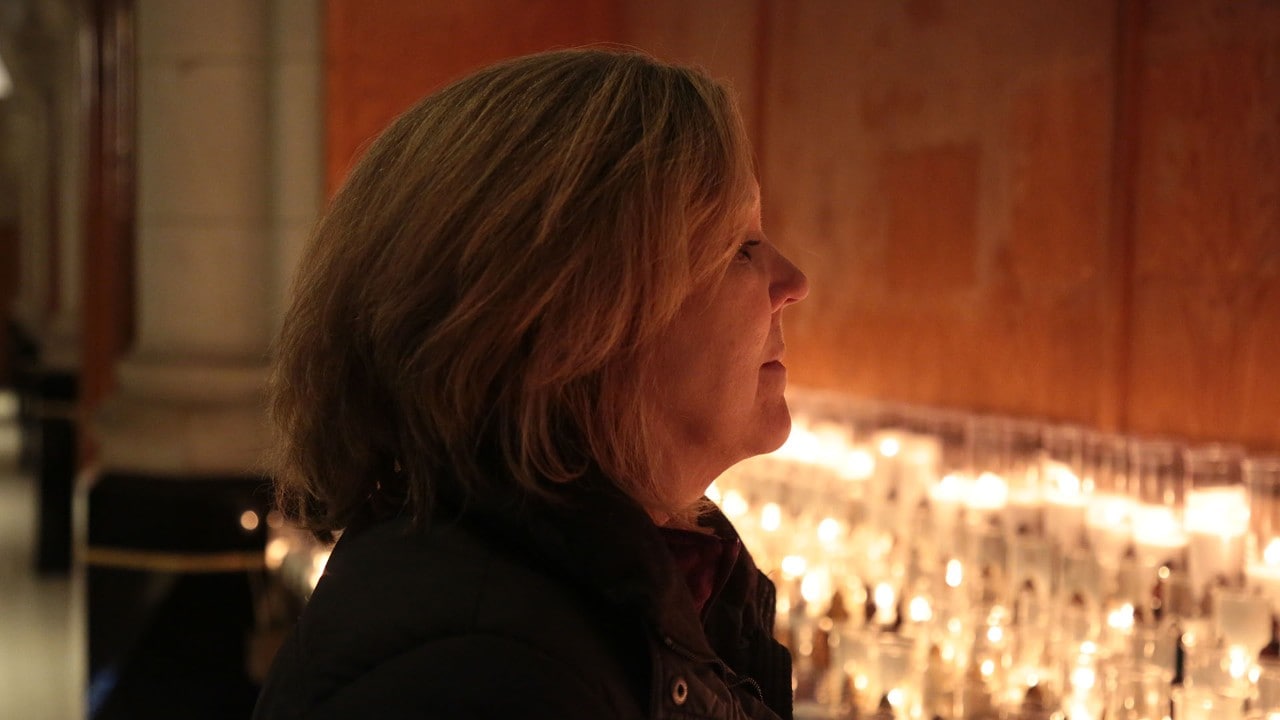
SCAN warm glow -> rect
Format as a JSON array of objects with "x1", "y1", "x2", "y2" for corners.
[
  {"x1": 1184, "y1": 487, "x2": 1250, "y2": 535},
  {"x1": 761, "y1": 502, "x2": 782, "y2": 532},
  {"x1": 878, "y1": 436, "x2": 901, "y2": 458},
  {"x1": 987, "y1": 625, "x2": 1004, "y2": 644},
  {"x1": 931, "y1": 473, "x2": 968, "y2": 504},
  {"x1": 240, "y1": 510, "x2": 260, "y2": 531},
  {"x1": 266, "y1": 511, "x2": 285, "y2": 529},
  {"x1": 705, "y1": 481, "x2": 722, "y2": 504},
  {"x1": 842, "y1": 447, "x2": 875, "y2": 480},
  {"x1": 817, "y1": 517, "x2": 842, "y2": 544},
  {"x1": 967, "y1": 472, "x2": 1010, "y2": 510},
  {"x1": 265, "y1": 537, "x2": 290, "y2": 571},
  {"x1": 777, "y1": 424, "x2": 821, "y2": 461},
  {"x1": 1045, "y1": 462, "x2": 1082, "y2": 499},
  {"x1": 800, "y1": 570, "x2": 830, "y2": 606},
  {"x1": 721, "y1": 490, "x2": 749, "y2": 519},
  {"x1": 1106, "y1": 603, "x2": 1135, "y2": 632},
  {"x1": 781, "y1": 554, "x2": 807, "y2": 579},
  {"x1": 1132, "y1": 505, "x2": 1187, "y2": 547},
  {"x1": 308, "y1": 549, "x2": 332, "y2": 590},
  {"x1": 886, "y1": 688, "x2": 904, "y2": 708},
  {"x1": 1228, "y1": 647, "x2": 1251, "y2": 679},
  {"x1": 908, "y1": 595, "x2": 933, "y2": 623},
  {"x1": 874, "y1": 582, "x2": 895, "y2": 612},
  {"x1": 1070, "y1": 665, "x2": 1096, "y2": 691},
  {"x1": 945, "y1": 559, "x2": 964, "y2": 588},
  {"x1": 980, "y1": 659, "x2": 995, "y2": 677},
  {"x1": 1264, "y1": 538, "x2": 1280, "y2": 566}
]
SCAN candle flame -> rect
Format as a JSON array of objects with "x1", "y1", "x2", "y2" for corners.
[
  {"x1": 1265, "y1": 538, "x2": 1280, "y2": 566},
  {"x1": 908, "y1": 595, "x2": 933, "y2": 623},
  {"x1": 842, "y1": 448, "x2": 875, "y2": 480},
  {"x1": 874, "y1": 582, "x2": 895, "y2": 611},
  {"x1": 721, "y1": 490, "x2": 749, "y2": 518},
  {"x1": 761, "y1": 502, "x2": 782, "y2": 532},
  {"x1": 780, "y1": 554, "x2": 807, "y2": 579},
  {"x1": 817, "y1": 517, "x2": 841, "y2": 544}
]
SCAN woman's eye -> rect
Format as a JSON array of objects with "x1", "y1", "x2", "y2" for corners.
[{"x1": 736, "y1": 240, "x2": 761, "y2": 261}]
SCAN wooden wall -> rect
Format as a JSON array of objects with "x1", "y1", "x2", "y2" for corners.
[{"x1": 325, "y1": 0, "x2": 1280, "y2": 452}]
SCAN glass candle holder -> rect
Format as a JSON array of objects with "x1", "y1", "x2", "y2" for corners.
[
  {"x1": 1184, "y1": 444, "x2": 1248, "y2": 601},
  {"x1": 1043, "y1": 425, "x2": 1089, "y2": 553},
  {"x1": 1130, "y1": 440, "x2": 1187, "y2": 591},
  {"x1": 1246, "y1": 457, "x2": 1280, "y2": 614}
]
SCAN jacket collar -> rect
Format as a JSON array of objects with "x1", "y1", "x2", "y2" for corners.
[{"x1": 455, "y1": 475, "x2": 733, "y2": 660}]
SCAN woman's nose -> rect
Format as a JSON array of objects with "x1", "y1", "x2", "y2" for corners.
[{"x1": 770, "y1": 250, "x2": 809, "y2": 310}]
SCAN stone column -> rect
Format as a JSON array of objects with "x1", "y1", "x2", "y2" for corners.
[
  {"x1": 86, "y1": 1, "x2": 321, "y2": 713},
  {"x1": 93, "y1": 0, "x2": 275, "y2": 475}
]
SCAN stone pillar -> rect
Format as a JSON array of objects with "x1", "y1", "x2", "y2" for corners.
[
  {"x1": 85, "y1": 1, "x2": 322, "y2": 714},
  {"x1": 93, "y1": 0, "x2": 275, "y2": 475}
]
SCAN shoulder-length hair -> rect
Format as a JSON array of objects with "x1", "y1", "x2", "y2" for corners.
[{"x1": 270, "y1": 48, "x2": 756, "y2": 537}]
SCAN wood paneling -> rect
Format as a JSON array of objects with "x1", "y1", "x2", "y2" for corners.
[
  {"x1": 324, "y1": 0, "x2": 622, "y2": 195},
  {"x1": 1126, "y1": 0, "x2": 1280, "y2": 448},
  {"x1": 323, "y1": 0, "x2": 1280, "y2": 451},
  {"x1": 759, "y1": 1, "x2": 1119, "y2": 427}
]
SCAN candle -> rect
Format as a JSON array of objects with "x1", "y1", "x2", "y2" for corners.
[
  {"x1": 1185, "y1": 486, "x2": 1249, "y2": 593},
  {"x1": 1131, "y1": 503, "x2": 1188, "y2": 572},
  {"x1": 1248, "y1": 538, "x2": 1280, "y2": 613},
  {"x1": 1085, "y1": 492, "x2": 1134, "y2": 561},
  {"x1": 1044, "y1": 462, "x2": 1088, "y2": 550}
]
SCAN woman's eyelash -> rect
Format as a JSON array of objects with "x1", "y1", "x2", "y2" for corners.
[{"x1": 737, "y1": 239, "x2": 762, "y2": 260}]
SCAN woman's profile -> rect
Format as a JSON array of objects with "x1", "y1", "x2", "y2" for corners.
[{"x1": 255, "y1": 47, "x2": 809, "y2": 719}]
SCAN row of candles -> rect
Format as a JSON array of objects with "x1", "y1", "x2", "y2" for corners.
[
  {"x1": 708, "y1": 392, "x2": 1280, "y2": 719},
  {"x1": 262, "y1": 391, "x2": 1280, "y2": 719}
]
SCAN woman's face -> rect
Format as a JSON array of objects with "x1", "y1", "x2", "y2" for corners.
[{"x1": 648, "y1": 186, "x2": 809, "y2": 511}]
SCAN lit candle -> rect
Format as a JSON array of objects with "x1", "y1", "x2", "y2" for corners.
[
  {"x1": 1246, "y1": 538, "x2": 1280, "y2": 614},
  {"x1": 1085, "y1": 492, "x2": 1134, "y2": 561},
  {"x1": 1131, "y1": 503, "x2": 1188, "y2": 572},
  {"x1": 1044, "y1": 462, "x2": 1088, "y2": 550},
  {"x1": 1185, "y1": 485, "x2": 1249, "y2": 593}
]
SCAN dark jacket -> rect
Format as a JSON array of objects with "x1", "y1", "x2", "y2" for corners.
[{"x1": 253, "y1": 479, "x2": 793, "y2": 719}]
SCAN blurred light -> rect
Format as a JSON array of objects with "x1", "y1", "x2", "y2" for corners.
[
  {"x1": 908, "y1": 595, "x2": 932, "y2": 623},
  {"x1": 980, "y1": 659, "x2": 995, "y2": 677},
  {"x1": 761, "y1": 502, "x2": 782, "y2": 532},
  {"x1": 1107, "y1": 603, "x2": 1135, "y2": 632},
  {"x1": 842, "y1": 448, "x2": 875, "y2": 480},
  {"x1": 1070, "y1": 665, "x2": 1096, "y2": 691},
  {"x1": 266, "y1": 510, "x2": 285, "y2": 529},
  {"x1": 1265, "y1": 538, "x2": 1280, "y2": 566},
  {"x1": 816, "y1": 517, "x2": 841, "y2": 544},
  {"x1": 987, "y1": 625, "x2": 1004, "y2": 644},
  {"x1": 705, "y1": 481, "x2": 722, "y2": 504},
  {"x1": 265, "y1": 537, "x2": 290, "y2": 570},
  {"x1": 781, "y1": 554, "x2": 807, "y2": 579},
  {"x1": 873, "y1": 582, "x2": 895, "y2": 619},
  {"x1": 309, "y1": 549, "x2": 331, "y2": 590},
  {"x1": 887, "y1": 688, "x2": 904, "y2": 708},
  {"x1": 0, "y1": 49, "x2": 11, "y2": 99},
  {"x1": 721, "y1": 490, "x2": 748, "y2": 518},
  {"x1": 878, "y1": 436, "x2": 901, "y2": 458},
  {"x1": 800, "y1": 570, "x2": 829, "y2": 605},
  {"x1": 945, "y1": 559, "x2": 963, "y2": 588},
  {"x1": 239, "y1": 510, "x2": 260, "y2": 531}
]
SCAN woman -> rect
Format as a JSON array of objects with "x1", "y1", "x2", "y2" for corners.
[{"x1": 255, "y1": 47, "x2": 809, "y2": 719}]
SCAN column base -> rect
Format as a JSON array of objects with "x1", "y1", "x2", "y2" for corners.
[{"x1": 86, "y1": 471, "x2": 272, "y2": 719}]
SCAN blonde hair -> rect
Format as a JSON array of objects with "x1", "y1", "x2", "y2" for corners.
[{"x1": 270, "y1": 48, "x2": 755, "y2": 536}]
